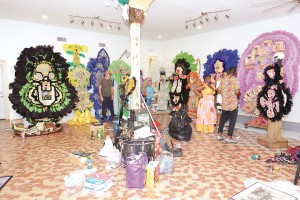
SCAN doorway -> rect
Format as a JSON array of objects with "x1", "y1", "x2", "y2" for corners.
[
  {"x1": 0, "y1": 60, "x2": 7, "y2": 119},
  {"x1": 0, "y1": 63, "x2": 5, "y2": 119}
]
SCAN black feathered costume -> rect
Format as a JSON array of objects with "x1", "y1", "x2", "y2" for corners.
[
  {"x1": 257, "y1": 62, "x2": 293, "y2": 122},
  {"x1": 169, "y1": 59, "x2": 191, "y2": 108},
  {"x1": 9, "y1": 45, "x2": 78, "y2": 124}
]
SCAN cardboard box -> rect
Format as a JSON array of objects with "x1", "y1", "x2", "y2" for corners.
[
  {"x1": 90, "y1": 123, "x2": 105, "y2": 140},
  {"x1": 68, "y1": 153, "x2": 87, "y2": 165},
  {"x1": 11, "y1": 118, "x2": 24, "y2": 132},
  {"x1": 146, "y1": 161, "x2": 159, "y2": 187}
]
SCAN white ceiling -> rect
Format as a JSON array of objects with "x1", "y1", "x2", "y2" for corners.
[{"x1": 0, "y1": 0, "x2": 299, "y2": 41}]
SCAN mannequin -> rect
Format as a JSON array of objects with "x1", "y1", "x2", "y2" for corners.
[{"x1": 156, "y1": 69, "x2": 170, "y2": 111}]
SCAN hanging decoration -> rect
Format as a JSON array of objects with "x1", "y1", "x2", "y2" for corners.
[
  {"x1": 238, "y1": 30, "x2": 300, "y2": 113},
  {"x1": 113, "y1": 0, "x2": 130, "y2": 22},
  {"x1": 257, "y1": 62, "x2": 293, "y2": 122},
  {"x1": 108, "y1": 59, "x2": 132, "y2": 118},
  {"x1": 87, "y1": 48, "x2": 111, "y2": 122},
  {"x1": 9, "y1": 45, "x2": 78, "y2": 126},
  {"x1": 63, "y1": 44, "x2": 98, "y2": 125}
]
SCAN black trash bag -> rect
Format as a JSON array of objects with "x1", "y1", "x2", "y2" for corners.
[{"x1": 168, "y1": 104, "x2": 192, "y2": 142}]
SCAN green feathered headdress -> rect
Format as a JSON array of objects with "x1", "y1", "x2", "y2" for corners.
[{"x1": 172, "y1": 51, "x2": 198, "y2": 72}]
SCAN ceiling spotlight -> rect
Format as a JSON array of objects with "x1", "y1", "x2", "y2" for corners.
[
  {"x1": 225, "y1": 12, "x2": 230, "y2": 18},
  {"x1": 69, "y1": 15, "x2": 121, "y2": 30},
  {"x1": 205, "y1": 16, "x2": 209, "y2": 22},
  {"x1": 214, "y1": 14, "x2": 218, "y2": 21},
  {"x1": 185, "y1": 9, "x2": 230, "y2": 30}
]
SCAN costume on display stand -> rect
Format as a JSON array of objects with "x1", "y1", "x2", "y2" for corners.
[
  {"x1": 238, "y1": 30, "x2": 300, "y2": 128},
  {"x1": 168, "y1": 58, "x2": 193, "y2": 141},
  {"x1": 257, "y1": 61, "x2": 293, "y2": 122},
  {"x1": 109, "y1": 60, "x2": 132, "y2": 118},
  {"x1": 118, "y1": 74, "x2": 137, "y2": 119},
  {"x1": 87, "y1": 48, "x2": 112, "y2": 122},
  {"x1": 256, "y1": 56, "x2": 293, "y2": 149},
  {"x1": 156, "y1": 69, "x2": 170, "y2": 111},
  {"x1": 63, "y1": 44, "x2": 98, "y2": 125},
  {"x1": 9, "y1": 45, "x2": 78, "y2": 137},
  {"x1": 169, "y1": 58, "x2": 191, "y2": 115}
]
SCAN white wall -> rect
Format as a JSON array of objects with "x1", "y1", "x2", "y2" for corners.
[
  {"x1": 1, "y1": 13, "x2": 300, "y2": 124},
  {"x1": 160, "y1": 13, "x2": 300, "y2": 123},
  {"x1": 0, "y1": 19, "x2": 163, "y2": 123}
]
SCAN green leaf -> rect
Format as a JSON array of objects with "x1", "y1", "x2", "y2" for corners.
[
  {"x1": 118, "y1": 0, "x2": 128, "y2": 5},
  {"x1": 79, "y1": 53, "x2": 86, "y2": 58},
  {"x1": 29, "y1": 106, "x2": 34, "y2": 112},
  {"x1": 66, "y1": 51, "x2": 73, "y2": 55}
]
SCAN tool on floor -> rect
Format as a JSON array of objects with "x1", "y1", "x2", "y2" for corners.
[{"x1": 167, "y1": 140, "x2": 182, "y2": 157}]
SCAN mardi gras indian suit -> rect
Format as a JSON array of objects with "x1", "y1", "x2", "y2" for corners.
[{"x1": 196, "y1": 84, "x2": 216, "y2": 133}]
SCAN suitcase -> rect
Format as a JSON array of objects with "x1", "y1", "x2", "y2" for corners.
[{"x1": 121, "y1": 136, "x2": 155, "y2": 168}]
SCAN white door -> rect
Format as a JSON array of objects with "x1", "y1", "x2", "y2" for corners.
[{"x1": 0, "y1": 64, "x2": 5, "y2": 119}]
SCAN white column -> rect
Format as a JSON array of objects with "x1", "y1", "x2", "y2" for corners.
[{"x1": 129, "y1": 23, "x2": 141, "y2": 109}]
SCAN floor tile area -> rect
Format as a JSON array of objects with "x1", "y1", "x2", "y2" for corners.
[{"x1": 0, "y1": 115, "x2": 300, "y2": 200}]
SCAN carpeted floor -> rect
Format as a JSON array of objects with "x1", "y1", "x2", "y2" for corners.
[{"x1": 0, "y1": 115, "x2": 299, "y2": 200}]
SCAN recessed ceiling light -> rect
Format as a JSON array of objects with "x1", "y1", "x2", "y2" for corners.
[
  {"x1": 196, "y1": 25, "x2": 202, "y2": 29},
  {"x1": 157, "y1": 35, "x2": 162, "y2": 39},
  {"x1": 41, "y1": 15, "x2": 48, "y2": 20},
  {"x1": 104, "y1": 1, "x2": 111, "y2": 7}
]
